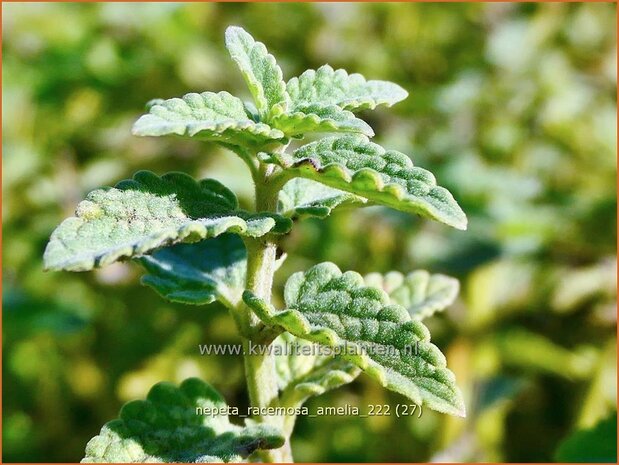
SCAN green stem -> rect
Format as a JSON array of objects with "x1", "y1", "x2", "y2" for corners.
[{"x1": 240, "y1": 166, "x2": 293, "y2": 462}]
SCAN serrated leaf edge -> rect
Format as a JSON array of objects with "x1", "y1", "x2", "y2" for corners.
[
  {"x1": 365, "y1": 270, "x2": 460, "y2": 320},
  {"x1": 260, "y1": 136, "x2": 467, "y2": 230},
  {"x1": 132, "y1": 91, "x2": 285, "y2": 142},
  {"x1": 44, "y1": 172, "x2": 292, "y2": 272},
  {"x1": 287, "y1": 64, "x2": 409, "y2": 111},
  {"x1": 243, "y1": 264, "x2": 466, "y2": 417}
]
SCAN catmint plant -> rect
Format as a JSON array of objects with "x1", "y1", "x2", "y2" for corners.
[{"x1": 44, "y1": 26, "x2": 467, "y2": 463}]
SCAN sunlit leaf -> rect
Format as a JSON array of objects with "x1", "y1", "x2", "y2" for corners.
[
  {"x1": 225, "y1": 26, "x2": 289, "y2": 120},
  {"x1": 261, "y1": 135, "x2": 467, "y2": 230},
  {"x1": 244, "y1": 262, "x2": 465, "y2": 416},
  {"x1": 365, "y1": 270, "x2": 459, "y2": 320},
  {"x1": 132, "y1": 91, "x2": 284, "y2": 147},
  {"x1": 287, "y1": 65, "x2": 408, "y2": 112},
  {"x1": 44, "y1": 171, "x2": 291, "y2": 272},
  {"x1": 82, "y1": 378, "x2": 285, "y2": 463}
]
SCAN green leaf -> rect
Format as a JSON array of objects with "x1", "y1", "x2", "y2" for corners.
[
  {"x1": 278, "y1": 178, "x2": 366, "y2": 219},
  {"x1": 554, "y1": 413, "x2": 617, "y2": 463},
  {"x1": 225, "y1": 26, "x2": 289, "y2": 120},
  {"x1": 44, "y1": 171, "x2": 291, "y2": 272},
  {"x1": 82, "y1": 378, "x2": 285, "y2": 463},
  {"x1": 270, "y1": 103, "x2": 374, "y2": 138},
  {"x1": 139, "y1": 234, "x2": 247, "y2": 308},
  {"x1": 132, "y1": 91, "x2": 284, "y2": 147},
  {"x1": 260, "y1": 135, "x2": 467, "y2": 230},
  {"x1": 365, "y1": 270, "x2": 459, "y2": 320},
  {"x1": 274, "y1": 333, "x2": 360, "y2": 407},
  {"x1": 244, "y1": 262, "x2": 466, "y2": 417},
  {"x1": 287, "y1": 65, "x2": 408, "y2": 112}
]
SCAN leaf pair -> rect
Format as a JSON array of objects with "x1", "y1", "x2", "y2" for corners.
[
  {"x1": 131, "y1": 26, "x2": 466, "y2": 230},
  {"x1": 44, "y1": 172, "x2": 462, "y2": 416},
  {"x1": 43, "y1": 164, "x2": 464, "y2": 276},
  {"x1": 133, "y1": 26, "x2": 408, "y2": 146}
]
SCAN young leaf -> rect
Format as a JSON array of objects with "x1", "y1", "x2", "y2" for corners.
[
  {"x1": 140, "y1": 234, "x2": 247, "y2": 308},
  {"x1": 260, "y1": 135, "x2": 467, "y2": 230},
  {"x1": 132, "y1": 91, "x2": 284, "y2": 147},
  {"x1": 44, "y1": 171, "x2": 291, "y2": 272},
  {"x1": 225, "y1": 26, "x2": 289, "y2": 120},
  {"x1": 82, "y1": 378, "x2": 285, "y2": 463},
  {"x1": 244, "y1": 262, "x2": 466, "y2": 417},
  {"x1": 365, "y1": 270, "x2": 460, "y2": 320},
  {"x1": 287, "y1": 65, "x2": 408, "y2": 112},
  {"x1": 270, "y1": 103, "x2": 374, "y2": 138},
  {"x1": 274, "y1": 333, "x2": 360, "y2": 408},
  {"x1": 278, "y1": 178, "x2": 366, "y2": 219}
]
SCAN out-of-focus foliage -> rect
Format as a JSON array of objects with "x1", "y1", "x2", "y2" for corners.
[
  {"x1": 2, "y1": 3, "x2": 616, "y2": 462},
  {"x1": 554, "y1": 412, "x2": 616, "y2": 463}
]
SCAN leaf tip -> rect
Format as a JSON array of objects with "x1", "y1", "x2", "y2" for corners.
[
  {"x1": 395, "y1": 85, "x2": 409, "y2": 102},
  {"x1": 454, "y1": 213, "x2": 468, "y2": 231},
  {"x1": 443, "y1": 202, "x2": 468, "y2": 231},
  {"x1": 131, "y1": 117, "x2": 148, "y2": 136},
  {"x1": 225, "y1": 25, "x2": 246, "y2": 38},
  {"x1": 224, "y1": 25, "x2": 248, "y2": 47},
  {"x1": 448, "y1": 390, "x2": 467, "y2": 418},
  {"x1": 453, "y1": 399, "x2": 467, "y2": 418}
]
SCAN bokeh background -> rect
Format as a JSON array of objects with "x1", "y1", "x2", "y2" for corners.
[{"x1": 3, "y1": 2, "x2": 617, "y2": 462}]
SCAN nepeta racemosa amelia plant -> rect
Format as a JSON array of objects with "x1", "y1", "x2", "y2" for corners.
[{"x1": 45, "y1": 27, "x2": 467, "y2": 463}]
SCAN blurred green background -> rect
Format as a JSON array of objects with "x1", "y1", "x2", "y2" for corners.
[{"x1": 3, "y1": 2, "x2": 617, "y2": 462}]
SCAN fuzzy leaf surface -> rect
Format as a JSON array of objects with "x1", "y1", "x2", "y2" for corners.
[
  {"x1": 261, "y1": 135, "x2": 467, "y2": 230},
  {"x1": 270, "y1": 103, "x2": 374, "y2": 138},
  {"x1": 244, "y1": 263, "x2": 465, "y2": 417},
  {"x1": 225, "y1": 26, "x2": 289, "y2": 119},
  {"x1": 365, "y1": 271, "x2": 460, "y2": 320},
  {"x1": 287, "y1": 65, "x2": 408, "y2": 112},
  {"x1": 132, "y1": 91, "x2": 284, "y2": 147},
  {"x1": 140, "y1": 234, "x2": 247, "y2": 308},
  {"x1": 278, "y1": 178, "x2": 366, "y2": 219},
  {"x1": 274, "y1": 333, "x2": 360, "y2": 407},
  {"x1": 44, "y1": 171, "x2": 291, "y2": 272},
  {"x1": 82, "y1": 378, "x2": 284, "y2": 463}
]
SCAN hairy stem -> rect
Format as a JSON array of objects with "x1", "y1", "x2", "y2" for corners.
[{"x1": 241, "y1": 166, "x2": 293, "y2": 462}]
